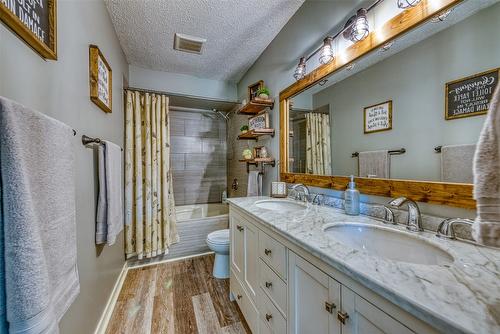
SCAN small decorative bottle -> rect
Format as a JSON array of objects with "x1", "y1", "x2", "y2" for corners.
[{"x1": 344, "y1": 175, "x2": 360, "y2": 215}]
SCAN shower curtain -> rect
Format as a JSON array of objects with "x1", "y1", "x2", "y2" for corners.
[
  {"x1": 125, "y1": 90, "x2": 179, "y2": 259},
  {"x1": 306, "y1": 113, "x2": 332, "y2": 175}
]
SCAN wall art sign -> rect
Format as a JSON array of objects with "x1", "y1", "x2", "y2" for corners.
[
  {"x1": 0, "y1": 0, "x2": 57, "y2": 59},
  {"x1": 445, "y1": 68, "x2": 499, "y2": 120},
  {"x1": 363, "y1": 100, "x2": 392, "y2": 134},
  {"x1": 89, "y1": 45, "x2": 112, "y2": 113},
  {"x1": 248, "y1": 111, "x2": 269, "y2": 130},
  {"x1": 248, "y1": 80, "x2": 264, "y2": 101}
]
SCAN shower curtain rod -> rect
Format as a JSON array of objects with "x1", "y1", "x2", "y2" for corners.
[{"x1": 124, "y1": 86, "x2": 239, "y2": 105}]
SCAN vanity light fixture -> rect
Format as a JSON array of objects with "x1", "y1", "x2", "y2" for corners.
[
  {"x1": 318, "y1": 79, "x2": 328, "y2": 86},
  {"x1": 397, "y1": 0, "x2": 422, "y2": 9},
  {"x1": 431, "y1": 8, "x2": 453, "y2": 23},
  {"x1": 347, "y1": 8, "x2": 370, "y2": 43},
  {"x1": 291, "y1": 0, "x2": 383, "y2": 81},
  {"x1": 319, "y1": 37, "x2": 335, "y2": 65},
  {"x1": 293, "y1": 57, "x2": 307, "y2": 81}
]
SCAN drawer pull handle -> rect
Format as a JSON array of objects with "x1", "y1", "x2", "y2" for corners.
[
  {"x1": 265, "y1": 281, "x2": 273, "y2": 288},
  {"x1": 264, "y1": 248, "x2": 272, "y2": 256},
  {"x1": 337, "y1": 311, "x2": 349, "y2": 324},
  {"x1": 237, "y1": 294, "x2": 242, "y2": 300},
  {"x1": 325, "y1": 301, "x2": 336, "y2": 313},
  {"x1": 265, "y1": 313, "x2": 273, "y2": 321},
  {"x1": 236, "y1": 225, "x2": 244, "y2": 232}
]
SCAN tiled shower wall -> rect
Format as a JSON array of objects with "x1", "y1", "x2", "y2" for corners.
[{"x1": 170, "y1": 110, "x2": 227, "y2": 205}]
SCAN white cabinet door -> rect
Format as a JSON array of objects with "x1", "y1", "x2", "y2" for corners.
[
  {"x1": 340, "y1": 287, "x2": 414, "y2": 334},
  {"x1": 243, "y1": 219, "x2": 259, "y2": 302},
  {"x1": 288, "y1": 251, "x2": 341, "y2": 334},
  {"x1": 230, "y1": 213, "x2": 244, "y2": 280}
]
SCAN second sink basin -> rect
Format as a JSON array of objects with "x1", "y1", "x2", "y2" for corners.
[
  {"x1": 255, "y1": 199, "x2": 307, "y2": 211},
  {"x1": 324, "y1": 223, "x2": 453, "y2": 266}
]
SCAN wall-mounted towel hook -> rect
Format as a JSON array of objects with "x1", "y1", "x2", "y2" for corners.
[
  {"x1": 434, "y1": 146, "x2": 442, "y2": 153},
  {"x1": 72, "y1": 129, "x2": 76, "y2": 136}
]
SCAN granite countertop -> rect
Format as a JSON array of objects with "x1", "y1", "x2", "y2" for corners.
[{"x1": 227, "y1": 196, "x2": 500, "y2": 334}]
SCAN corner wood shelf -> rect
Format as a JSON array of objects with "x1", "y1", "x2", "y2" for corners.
[
  {"x1": 237, "y1": 99, "x2": 274, "y2": 115},
  {"x1": 239, "y1": 158, "x2": 276, "y2": 173},
  {"x1": 237, "y1": 128, "x2": 275, "y2": 141}
]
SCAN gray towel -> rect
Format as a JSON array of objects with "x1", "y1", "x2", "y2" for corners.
[
  {"x1": 440, "y1": 144, "x2": 475, "y2": 183},
  {"x1": 473, "y1": 85, "x2": 500, "y2": 247},
  {"x1": 102, "y1": 141, "x2": 123, "y2": 246},
  {"x1": 358, "y1": 150, "x2": 390, "y2": 178},
  {"x1": 0, "y1": 97, "x2": 79, "y2": 333},
  {"x1": 247, "y1": 171, "x2": 260, "y2": 197},
  {"x1": 96, "y1": 145, "x2": 107, "y2": 244}
]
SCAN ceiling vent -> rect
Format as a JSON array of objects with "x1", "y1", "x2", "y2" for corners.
[{"x1": 173, "y1": 33, "x2": 206, "y2": 54}]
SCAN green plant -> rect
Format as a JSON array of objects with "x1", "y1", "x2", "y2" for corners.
[
  {"x1": 256, "y1": 87, "x2": 270, "y2": 96},
  {"x1": 240, "y1": 125, "x2": 249, "y2": 132}
]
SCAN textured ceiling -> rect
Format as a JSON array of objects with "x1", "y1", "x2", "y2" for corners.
[{"x1": 104, "y1": 0, "x2": 305, "y2": 82}]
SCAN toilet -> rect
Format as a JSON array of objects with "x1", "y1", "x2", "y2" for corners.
[{"x1": 206, "y1": 229, "x2": 230, "y2": 279}]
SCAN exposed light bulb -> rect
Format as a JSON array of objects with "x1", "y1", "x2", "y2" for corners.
[
  {"x1": 319, "y1": 37, "x2": 334, "y2": 65},
  {"x1": 397, "y1": 0, "x2": 422, "y2": 9},
  {"x1": 293, "y1": 57, "x2": 307, "y2": 81},
  {"x1": 350, "y1": 8, "x2": 369, "y2": 42}
]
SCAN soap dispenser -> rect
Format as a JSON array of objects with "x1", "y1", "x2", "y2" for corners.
[{"x1": 344, "y1": 175, "x2": 360, "y2": 215}]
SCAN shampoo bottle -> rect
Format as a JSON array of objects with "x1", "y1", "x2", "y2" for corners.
[{"x1": 344, "y1": 175, "x2": 360, "y2": 215}]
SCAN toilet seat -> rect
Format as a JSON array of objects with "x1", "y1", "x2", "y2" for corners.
[{"x1": 207, "y1": 229, "x2": 229, "y2": 245}]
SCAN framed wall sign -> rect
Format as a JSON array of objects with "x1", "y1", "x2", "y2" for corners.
[
  {"x1": 445, "y1": 68, "x2": 499, "y2": 120},
  {"x1": 248, "y1": 111, "x2": 269, "y2": 130},
  {"x1": 0, "y1": 0, "x2": 57, "y2": 59},
  {"x1": 248, "y1": 80, "x2": 264, "y2": 101},
  {"x1": 363, "y1": 100, "x2": 392, "y2": 134},
  {"x1": 89, "y1": 45, "x2": 112, "y2": 113}
]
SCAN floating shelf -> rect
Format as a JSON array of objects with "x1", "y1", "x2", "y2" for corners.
[
  {"x1": 237, "y1": 128, "x2": 275, "y2": 140},
  {"x1": 239, "y1": 157, "x2": 276, "y2": 173},
  {"x1": 237, "y1": 98, "x2": 274, "y2": 115}
]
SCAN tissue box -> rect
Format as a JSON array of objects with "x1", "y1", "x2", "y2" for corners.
[{"x1": 271, "y1": 182, "x2": 287, "y2": 198}]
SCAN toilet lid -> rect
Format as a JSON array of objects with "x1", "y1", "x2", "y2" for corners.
[{"x1": 207, "y1": 229, "x2": 230, "y2": 244}]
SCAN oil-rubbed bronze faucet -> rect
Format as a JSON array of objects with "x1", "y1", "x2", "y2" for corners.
[{"x1": 388, "y1": 197, "x2": 423, "y2": 232}]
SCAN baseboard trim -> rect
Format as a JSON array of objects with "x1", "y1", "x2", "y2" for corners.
[
  {"x1": 93, "y1": 261, "x2": 129, "y2": 334},
  {"x1": 128, "y1": 251, "x2": 214, "y2": 269}
]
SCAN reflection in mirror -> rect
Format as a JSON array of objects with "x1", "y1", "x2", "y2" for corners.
[{"x1": 287, "y1": 0, "x2": 500, "y2": 183}]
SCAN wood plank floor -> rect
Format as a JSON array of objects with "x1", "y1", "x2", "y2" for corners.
[{"x1": 106, "y1": 254, "x2": 251, "y2": 334}]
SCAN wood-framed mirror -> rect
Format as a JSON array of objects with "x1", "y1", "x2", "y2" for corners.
[{"x1": 279, "y1": 0, "x2": 500, "y2": 209}]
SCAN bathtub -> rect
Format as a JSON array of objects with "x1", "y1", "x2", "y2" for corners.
[{"x1": 167, "y1": 203, "x2": 229, "y2": 259}]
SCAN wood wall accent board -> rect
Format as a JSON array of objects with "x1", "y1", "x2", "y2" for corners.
[
  {"x1": 279, "y1": 0, "x2": 476, "y2": 209},
  {"x1": 0, "y1": 0, "x2": 57, "y2": 59}
]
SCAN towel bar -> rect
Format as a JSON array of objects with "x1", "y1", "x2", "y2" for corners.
[
  {"x1": 82, "y1": 135, "x2": 123, "y2": 151},
  {"x1": 352, "y1": 148, "x2": 406, "y2": 158}
]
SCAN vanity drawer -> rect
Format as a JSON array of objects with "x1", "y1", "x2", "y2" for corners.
[
  {"x1": 230, "y1": 271, "x2": 258, "y2": 334},
  {"x1": 259, "y1": 259, "x2": 286, "y2": 316},
  {"x1": 258, "y1": 286, "x2": 286, "y2": 334},
  {"x1": 259, "y1": 230, "x2": 287, "y2": 280}
]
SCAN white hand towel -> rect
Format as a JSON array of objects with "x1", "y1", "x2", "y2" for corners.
[
  {"x1": 440, "y1": 144, "x2": 476, "y2": 183},
  {"x1": 0, "y1": 96, "x2": 79, "y2": 333},
  {"x1": 358, "y1": 150, "x2": 390, "y2": 178},
  {"x1": 472, "y1": 85, "x2": 500, "y2": 247},
  {"x1": 103, "y1": 140, "x2": 123, "y2": 246},
  {"x1": 247, "y1": 171, "x2": 260, "y2": 197}
]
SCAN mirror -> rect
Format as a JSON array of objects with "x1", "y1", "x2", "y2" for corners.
[{"x1": 286, "y1": 0, "x2": 499, "y2": 184}]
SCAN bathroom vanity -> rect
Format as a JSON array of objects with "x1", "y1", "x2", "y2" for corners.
[{"x1": 227, "y1": 197, "x2": 499, "y2": 334}]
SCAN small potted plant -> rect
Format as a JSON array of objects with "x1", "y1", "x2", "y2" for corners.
[
  {"x1": 256, "y1": 87, "x2": 270, "y2": 100},
  {"x1": 242, "y1": 148, "x2": 253, "y2": 160},
  {"x1": 240, "y1": 125, "x2": 249, "y2": 134}
]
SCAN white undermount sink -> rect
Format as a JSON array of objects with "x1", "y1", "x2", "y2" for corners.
[
  {"x1": 255, "y1": 199, "x2": 307, "y2": 211},
  {"x1": 324, "y1": 223, "x2": 454, "y2": 266}
]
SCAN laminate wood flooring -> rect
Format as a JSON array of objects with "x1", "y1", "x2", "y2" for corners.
[{"x1": 106, "y1": 254, "x2": 251, "y2": 334}]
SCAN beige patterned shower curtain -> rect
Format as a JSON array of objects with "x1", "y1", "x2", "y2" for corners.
[
  {"x1": 125, "y1": 90, "x2": 179, "y2": 259},
  {"x1": 306, "y1": 113, "x2": 332, "y2": 175}
]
